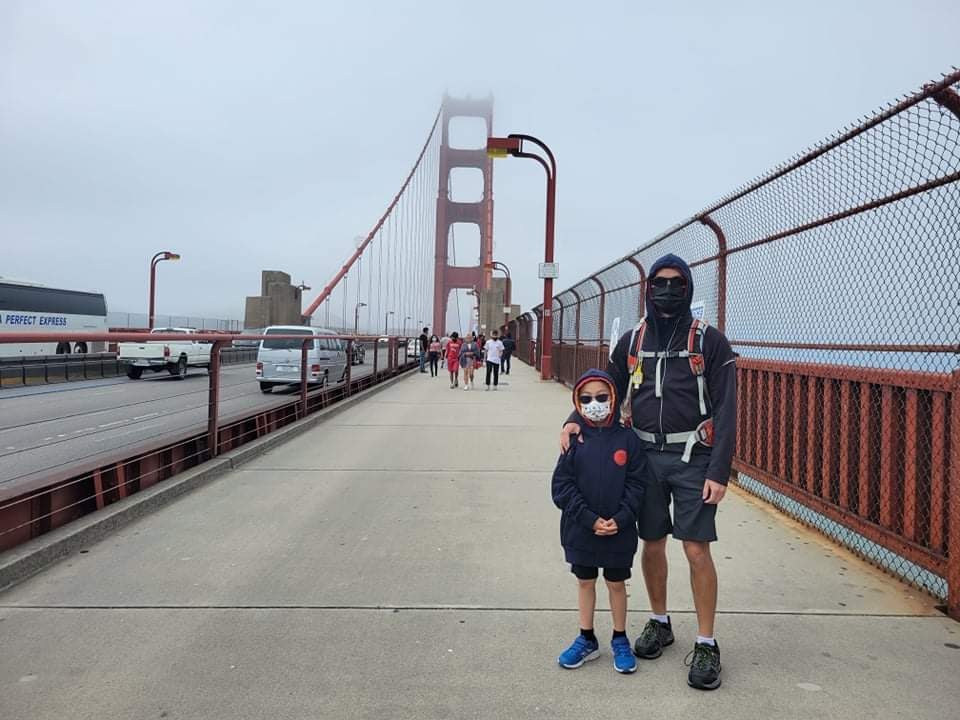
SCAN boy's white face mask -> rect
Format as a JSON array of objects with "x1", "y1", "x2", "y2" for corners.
[{"x1": 581, "y1": 400, "x2": 611, "y2": 422}]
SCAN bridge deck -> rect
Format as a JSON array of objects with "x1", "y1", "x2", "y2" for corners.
[{"x1": 1, "y1": 364, "x2": 956, "y2": 719}]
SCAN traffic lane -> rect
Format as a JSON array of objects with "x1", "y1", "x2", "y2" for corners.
[
  {"x1": 0, "y1": 344, "x2": 396, "y2": 431},
  {"x1": 0, "y1": 349, "x2": 396, "y2": 488},
  {"x1": 0, "y1": 365, "x2": 256, "y2": 434}
]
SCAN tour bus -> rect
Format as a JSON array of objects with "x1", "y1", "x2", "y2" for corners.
[{"x1": 0, "y1": 278, "x2": 109, "y2": 356}]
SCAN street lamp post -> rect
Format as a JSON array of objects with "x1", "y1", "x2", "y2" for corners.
[
  {"x1": 486, "y1": 134, "x2": 557, "y2": 381},
  {"x1": 148, "y1": 251, "x2": 181, "y2": 330},
  {"x1": 465, "y1": 289, "x2": 480, "y2": 333},
  {"x1": 403, "y1": 315, "x2": 412, "y2": 337},
  {"x1": 484, "y1": 260, "x2": 512, "y2": 327},
  {"x1": 384, "y1": 310, "x2": 394, "y2": 336},
  {"x1": 354, "y1": 302, "x2": 367, "y2": 334}
]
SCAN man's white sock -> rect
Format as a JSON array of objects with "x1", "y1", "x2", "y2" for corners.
[
  {"x1": 696, "y1": 635, "x2": 716, "y2": 646},
  {"x1": 651, "y1": 613, "x2": 669, "y2": 624}
]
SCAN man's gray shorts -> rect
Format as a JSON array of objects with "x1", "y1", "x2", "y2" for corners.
[{"x1": 637, "y1": 442, "x2": 717, "y2": 542}]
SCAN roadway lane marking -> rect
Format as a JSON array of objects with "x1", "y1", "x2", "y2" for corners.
[
  {"x1": 97, "y1": 420, "x2": 127, "y2": 429},
  {"x1": 93, "y1": 422, "x2": 162, "y2": 443},
  {"x1": 132, "y1": 412, "x2": 160, "y2": 421}
]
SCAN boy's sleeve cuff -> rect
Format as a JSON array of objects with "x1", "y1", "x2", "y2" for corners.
[
  {"x1": 578, "y1": 509, "x2": 600, "y2": 530},
  {"x1": 613, "y1": 510, "x2": 634, "y2": 530}
]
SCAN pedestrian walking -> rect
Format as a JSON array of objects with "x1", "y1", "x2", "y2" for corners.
[
  {"x1": 483, "y1": 329, "x2": 505, "y2": 390},
  {"x1": 418, "y1": 327, "x2": 429, "y2": 374},
  {"x1": 459, "y1": 333, "x2": 480, "y2": 390},
  {"x1": 559, "y1": 253, "x2": 736, "y2": 690},
  {"x1": 475, "y1": 333, "x2": 485, "y2": 374},
  {"x1": 428, "y1": 335, "x2": 441, "y2": 377},
  {"x1": 501, "y1": 331, "x2": 516, "y2": 375},
  {"x1": 552, "y1": 369, "x2": 646, "y2": 674},
  {"x1": 445, "y1": 332, "x2": 462, "y2": 388}
]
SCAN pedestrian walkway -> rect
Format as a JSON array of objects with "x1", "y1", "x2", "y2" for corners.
[{"x1": 1, "y1": 363, "x2": 957, "y2": 719}]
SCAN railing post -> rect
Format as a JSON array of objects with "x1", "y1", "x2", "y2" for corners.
[
  {"x1": 300, "y1": 339, "x2": 310, "y2": 417},
  {"x1": 698, "y1": 214, "x2": 728, "y2": 332},
  {"x1": 570, "y1": 290, "x2": 582, "y2": 383},
  {"x1": 345, "y1": 339, "x2": 353, "y2": 396},
  {"x1": 591, "y1": 276, "x2": 606, "y2": 371},
  {"x1": 948, "y1": 369, "x2": 960, "y2": 620},
  {"x1": 206, "y1": 340, "x2": 227, "y2": 458},
  {"x1": 373, "y1": 337, "x2": 379, "y2": 380}
]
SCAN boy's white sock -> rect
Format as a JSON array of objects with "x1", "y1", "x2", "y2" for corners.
[
  {"x1": 651, "y1": 613, "x2": 669, "y2": 624},
  {"x1": 696, "y1": 635, "x2": 716, "y2": 646}
]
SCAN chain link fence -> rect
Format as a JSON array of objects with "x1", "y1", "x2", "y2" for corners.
[
  {"x1": 107, "y1": 312, "x2": 242, "y2": 332},
  {"x1": 509, "y1": 70, "x2": 960, "y2": 618}
]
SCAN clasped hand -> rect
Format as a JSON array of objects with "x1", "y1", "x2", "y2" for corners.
[{"x1": 593, "y1": 517, "x2": 618, "y2": 536}]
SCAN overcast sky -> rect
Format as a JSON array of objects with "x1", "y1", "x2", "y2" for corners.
[{"x1": 1, "y1": 0, "x2": 957, "y2": 323}]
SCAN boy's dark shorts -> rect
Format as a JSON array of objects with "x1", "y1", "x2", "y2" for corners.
[
  {"x1": 571, "y1": 565, "x2": 631, "y2": 582},
  {"x1": 637, "y1": 442, "x2": 718, "y2": 542}
]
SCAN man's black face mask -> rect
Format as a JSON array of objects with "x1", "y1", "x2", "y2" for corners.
[{"x1": 650, "y1": 275, "x2": 687, "y2": 317}]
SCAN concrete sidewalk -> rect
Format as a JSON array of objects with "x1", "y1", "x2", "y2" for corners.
[{"x1": 1, "y1": 363, "x2": 957, "y2": 719}]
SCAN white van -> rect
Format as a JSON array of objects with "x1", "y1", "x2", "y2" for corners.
[{"x1": 256, "y1": 326, "x2": 349, "y2": 393}]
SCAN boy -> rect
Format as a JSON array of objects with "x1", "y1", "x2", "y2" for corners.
[{"x1": 551, "y1": 369, "x2": 646, "y2": 673}]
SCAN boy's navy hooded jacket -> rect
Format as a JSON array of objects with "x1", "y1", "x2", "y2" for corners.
[
  {"x1": 565, "y1": 254, "x2": 737, "y2": 484},
  {"x1": 552, "y1": 369, "x2": 646, "y2": 569}
]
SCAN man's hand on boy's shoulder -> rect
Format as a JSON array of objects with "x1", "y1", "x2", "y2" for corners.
[
  {"x1": 593, "y1": 517, "x2": 618, "y2": 536},
  {"x1": 560, "y1": 422, "x2": 584, "y2": 451}
]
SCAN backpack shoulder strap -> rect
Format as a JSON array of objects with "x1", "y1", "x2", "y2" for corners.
[
  {"x1": 625, "y1": 318, "x2": 648, "y2": 374},
  {"x1": 687, "y1": 319, "x2": 709, "y2": 415}
]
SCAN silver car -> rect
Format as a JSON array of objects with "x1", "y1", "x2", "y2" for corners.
[{"x1": 256, "y1": 326, "x2": 348, "y2": 393}]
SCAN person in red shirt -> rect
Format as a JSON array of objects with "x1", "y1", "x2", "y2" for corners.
[{"x1": 445, "y1": 332, "x2": 463, "y2": 388}]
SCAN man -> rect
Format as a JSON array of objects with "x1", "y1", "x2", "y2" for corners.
[
  {"x1": 483, "y1": 330, "x2": 504, "y2": 390},
  {"x1": 501, "y1": 331, "x2": 516, "y2": 375},
  {"x1": 560, "y1": 253, "x2": 736, "y2": 691},
  {"x1": 418, "y1": 327, "x2": 429, "y2": 374}
]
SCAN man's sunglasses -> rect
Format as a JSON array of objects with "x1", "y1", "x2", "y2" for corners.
[
  {"x1": 578, "y1": 393, "x2": 610, "y2": 404},
  {"x1": 650, "y1": 276, "x2": 687, "y2": 290}
]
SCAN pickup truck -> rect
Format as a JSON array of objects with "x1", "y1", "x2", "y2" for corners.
[{"x1": 118, "y1": 328, "x2": 212, "y2": 380}]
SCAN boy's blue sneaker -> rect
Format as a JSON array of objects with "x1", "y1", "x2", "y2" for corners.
[
  {"x1": 558, "y1": 635, "x2": 600, "y2": 669},
  {"x1": 612, "y1": 636, "x2": 637, "y2": 674}
]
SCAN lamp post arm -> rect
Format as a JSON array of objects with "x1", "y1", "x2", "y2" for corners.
[
  {"x1": 509, "y1": 134, "x2": 556, "y2": 180},
  {"x1": 513, "y1": 150, "x2": 551, "y2": 181}
]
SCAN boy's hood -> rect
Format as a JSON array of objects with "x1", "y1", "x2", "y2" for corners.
[{"x1": 572, "y1": 369, "x2": 619, "y2": 428}]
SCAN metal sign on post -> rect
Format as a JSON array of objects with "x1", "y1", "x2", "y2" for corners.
[{"x1": 538, "y1": 262, "x2": 559, "y2": 279}]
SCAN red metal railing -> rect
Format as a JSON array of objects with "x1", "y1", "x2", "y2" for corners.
[
  {"x1": 0, "y1": 332, "x2": 417, "y2": 551},
  {"x1": 515, "y1": 69, "x2": 960, "y2": 618}
]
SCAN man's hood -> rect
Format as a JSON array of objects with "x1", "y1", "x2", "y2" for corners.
[
  {"x1": 572, "y1": 369, "x2": 619, "y2": 428},
  {"x1": 645, "y1": 253, "x2": 694, "y2": 323}
]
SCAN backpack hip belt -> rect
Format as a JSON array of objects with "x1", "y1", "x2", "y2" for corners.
[{"x1": 634, "y1": 418, "x2": 714, "y2": 463}]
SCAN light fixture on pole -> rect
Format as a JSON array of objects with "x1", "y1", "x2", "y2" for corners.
[
  {"x1": 486, "y1": 134, "x2": 557, "y2": 380},
  {"x1": 148, "y1": 251, "x2": 181, "y2": 330},
  {"x1": 384, "y1": 310, "x2": 394, "y2": 336}
]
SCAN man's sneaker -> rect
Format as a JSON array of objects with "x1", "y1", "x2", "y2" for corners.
[
  {"x1": 557, "y1": 635, "x2": 600, "y2": 669},
  {"x1": 633, "y1": 617, "x2": 674, "y2": 659},
  {"x1": 685, "y1": 641, "x2": 722, "y2": 690},
  {"x1": 611, "y1": 636, "x2": 637, "y2": 674}
]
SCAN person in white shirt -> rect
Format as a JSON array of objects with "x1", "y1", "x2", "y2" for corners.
[{"x1": 484, "y1": 330, "x2": 505, "y2": 390}]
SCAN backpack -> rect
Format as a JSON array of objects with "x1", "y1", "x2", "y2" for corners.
[{"x1": 623, "y1": 317, "x2": 710, "y2": 416}]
